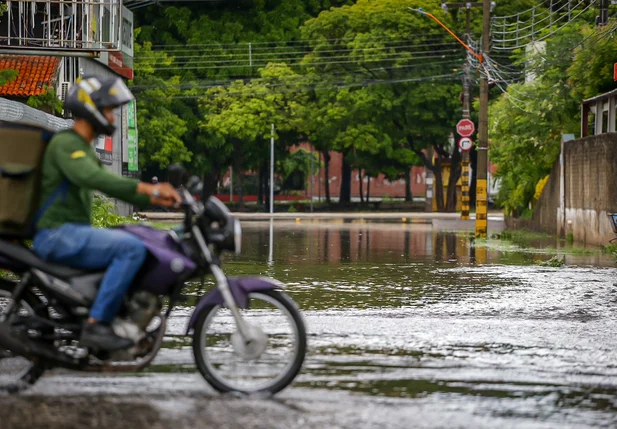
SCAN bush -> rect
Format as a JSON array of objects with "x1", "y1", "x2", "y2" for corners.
[{"x1": 91, "y1": 195, "x2": 137, "y2": 228}]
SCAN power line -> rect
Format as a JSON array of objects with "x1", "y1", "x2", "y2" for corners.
[
  {"x1": 141, "y1": 51, "x2": 464, "y2": 71},
  {"x1": 491, "y1": 0, "x2": 575, "y2": 36},
  {"x1": 135, "y1": 42, "x2": 461, "y2": 61},
  {"x1": 147, "y1": 34, "x2": 458, "y2": 49},
  {"x1": 136, "y1": 48, "x2": 463, "y2": 69},
  {"x1": 132, "y1": 59, "x2": 465, "y2": 90},
  {"x1": 491, "y1": 0, "x2": 599, "y2": 50},
  {"x1": 491, "y1": 0, "x2": 553, "y2": 20}
]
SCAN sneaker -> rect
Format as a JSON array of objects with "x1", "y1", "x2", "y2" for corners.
[{"x1": 80, "y1": 322, "x2": 134, "y2": 352}]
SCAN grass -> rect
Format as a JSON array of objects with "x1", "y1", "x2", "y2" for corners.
[
  {"x1": 476, "y1": 229, "x2": 600, "y2": 257},
  {"x1": 601, "y1": 243, "x2": 617, "y2": 258},
  {"x1": 538, "y1": 256, "x2": 566, "y2": 267}
]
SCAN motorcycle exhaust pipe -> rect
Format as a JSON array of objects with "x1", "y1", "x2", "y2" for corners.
[{"x1": 0, "y1": 323, "x2": 81, "y2": 369}]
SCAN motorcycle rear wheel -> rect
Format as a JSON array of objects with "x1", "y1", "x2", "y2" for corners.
[
  {"x1": 0, "y1": 279, "x2": 47, "y2": 394},
  {"x1": 192, "y1": 290, "x2": 306, "y2": 395}
]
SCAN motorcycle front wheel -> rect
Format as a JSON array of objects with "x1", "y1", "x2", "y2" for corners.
[{"x1": 192, "y1": 290, "x2": 306, "y2": 395}]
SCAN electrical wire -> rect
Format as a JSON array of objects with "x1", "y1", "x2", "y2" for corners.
[
  {"x1": 142, "y1": 51, "x2": 464, "y2": 71},
  {"x1": 131, "y1": 59, "x2": 465, "y2": 90},
  {"x1": 147, "y1": 33, "x2": 461, "y2": 49},
  {"x1": 135, "y1": 47, "x2": 462, "y2": 68},
  {"x1": 135, "y1": 41, "x2": 461, "y2": 61}
]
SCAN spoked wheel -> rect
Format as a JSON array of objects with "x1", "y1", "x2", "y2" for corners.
[
  {"x1": 192, "y1": 290, "x2": 306, "y2": 395},
  {"x1": 0, "y1": 280, "x2": 46, "y2": 394}
]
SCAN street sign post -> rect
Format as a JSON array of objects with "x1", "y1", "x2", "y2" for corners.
[
  {"x1": 456, "y1": 118, "x2": 475, "y2": 137},
  {"x1": 459, "y1": 137, "x2": 473, "y2": 152},
  {"x1": 457, "y1": 118, "x2": 475, "y2": 221}
]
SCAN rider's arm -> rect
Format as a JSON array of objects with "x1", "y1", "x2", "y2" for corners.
[{"x1": 54, "y1": 141, "x2": 151, "y2": 207}]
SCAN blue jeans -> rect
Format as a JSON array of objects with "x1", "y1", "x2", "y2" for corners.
[{"x1": 33, "y1": 224, "x2": 147, "y2": 323}]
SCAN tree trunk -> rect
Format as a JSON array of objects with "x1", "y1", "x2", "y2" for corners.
[
  {"x1": 232, "y1": 139, "x2": 245, "y2": 211},
  {"x1": 322, "y1": 150, "x2": 331, "y2": 204},
  {"x1": 404, "y1": 169, "x2": 412, "y2": 202},
  {"x1": 445, "y1": 148, "x2": 462, "y2": 212},
  {"x1": 339, "y1": 156, "x2": 352, "y2": 205},
  {"x1": 366, "y1": 175, "x2": 371, "y2": 202},
  {"x1": 258, "y1": 161, "x2": 265, "y2": 207},
  {"x1": 359, "y1": 170, "x2": 364, "y2": 204},
  {"x1": 201, "y1": 173, "x2": 218, "y2": 202},
  {"x1": 433, "y1": 158, "x2": 446, "y2": 212}
]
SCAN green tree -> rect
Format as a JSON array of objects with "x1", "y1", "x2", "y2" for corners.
[
  {"x1": 301, "y1": 0, "x2": 464, "y2": 209},
  {"x1": 488, "y1": 24, "x2": 589, "y2": 215},
  {"x1": 131, "y1": 35, "x2": 191, "y2": 173},
  {"x1": 569, "y1": 24, "x2": 617, "y2": 100},
  {"x1": 199, "y1": 63, "x2": 309, "y2": 208},
  {"x1": 134, "y1": 1, "x2": 353, "y2": 191},
  {"x1": 26, "y1": 86, "x2": 63, "y2": 115}
]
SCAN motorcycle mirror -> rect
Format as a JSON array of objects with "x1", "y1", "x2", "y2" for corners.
[{"x1": 168, "y1": 163, "x2": 188, "y2": 188}]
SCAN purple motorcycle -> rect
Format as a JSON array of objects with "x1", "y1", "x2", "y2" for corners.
[{"x1": 0, "y1": 168, "x2": 306, "y2": 395}]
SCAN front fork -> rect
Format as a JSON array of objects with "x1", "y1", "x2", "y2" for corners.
[{"x1": 192, "y1": 226, "x2": 251, "y2": 339}]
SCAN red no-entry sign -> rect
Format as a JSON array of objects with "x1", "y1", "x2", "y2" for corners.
[{"x1": 457, "y1": 119, "x2": 475, "y2": 137}]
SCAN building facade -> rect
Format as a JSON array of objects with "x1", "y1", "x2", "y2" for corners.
[{"x1": 0, "y1": 2, "x2": 138, "y2": 215}]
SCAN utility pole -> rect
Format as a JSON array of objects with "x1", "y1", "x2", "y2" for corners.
[
  {"x1": 412, "y1": 3, "x2": 492, "y2": 235},
  {"x1": 597, "y1": 0, "x2": 609, "y2": 26},
  {"x1": 270, "y1": 124, "x2": 275, "y2": 215},
  {"x1": 476, "y1": 0, "x2": 491, "y2": 238},
  {"x1": 441, "y1": 2, "x2": 483, "y2": 221}
]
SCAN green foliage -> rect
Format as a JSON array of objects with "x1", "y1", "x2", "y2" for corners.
[
  {"x1": 0, "y1": 68, "x2": 17, "y2": 86},
  {"x1": 27, "y1": 86, "x2": 64, "y2": 115},
  {"x1": 0, "y1": 2, "x2": 7, "y2": 17},
  {"x1": 280, "y1": 149, "x2": 322, "y2": 181},
  {"x1": 131, "y1": 34, "x2": 191, "y2": 171},
  {"x1": 569, "y1": 25, "x2": 617, "y2": 100},
  {"x1": 601, "y1": 243, "x2": 617, "y2": 257},
  {"x1": 91, "y1": 195, "x2": 137, "y2": 228},
  {"x1": 488, "y1": 24, "x2": 586, "y2": 215},
  {"x1": 134, "y1": 0, "x2": 466, "y2": 206},
  {"x1": 538, "y1": 256, "x2": 565, "y2": 267}
]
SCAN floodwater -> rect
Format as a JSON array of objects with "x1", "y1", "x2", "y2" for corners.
[{"x1": 7, "y1": 219, "x2": 617, "y2": 429}]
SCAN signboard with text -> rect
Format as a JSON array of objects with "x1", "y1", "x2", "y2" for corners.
[
  {"x1": 456, "y1": 119, "x2": 475, "y2": 137},
  {"x1": 127, "y1": 101, "x2": 138, "y2": 172}
]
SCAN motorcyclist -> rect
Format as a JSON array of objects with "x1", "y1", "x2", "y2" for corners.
[{"x1": 32, "y1": 76, "x2": 181, "y2": 352}]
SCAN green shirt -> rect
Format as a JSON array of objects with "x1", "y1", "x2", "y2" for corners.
[{"x1": 37, "y1": 129, "x2": 150, "y2": 229}]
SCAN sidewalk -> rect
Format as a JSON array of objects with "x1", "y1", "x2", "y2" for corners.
[{"x1": 138, "y1": 211, "x2": 505, "y2": 222}]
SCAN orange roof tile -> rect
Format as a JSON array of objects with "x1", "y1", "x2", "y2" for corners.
[{"x1": 0, "y1": 55, "x2": 61, "y2": 97}]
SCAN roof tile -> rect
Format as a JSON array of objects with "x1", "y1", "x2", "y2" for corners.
[{"x1": 0, "y1": 55, "x2": 61, "y2": 97}]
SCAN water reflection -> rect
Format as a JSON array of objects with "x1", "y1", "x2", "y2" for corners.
[
  {"x1": 236, "y1": 220, "x2": 613, "y2": 268},
  {"x1": 157, "y1": 220, "x2": 617, "y2": 427}
]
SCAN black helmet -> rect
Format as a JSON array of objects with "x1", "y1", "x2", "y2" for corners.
[{"x1": 65, "y1": 76, "x2": 135, "y2": 136}]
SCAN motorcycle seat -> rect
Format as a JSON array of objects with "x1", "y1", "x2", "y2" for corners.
[{"x1": 0, "y1": 239, "x2": 103, "y2": 279}]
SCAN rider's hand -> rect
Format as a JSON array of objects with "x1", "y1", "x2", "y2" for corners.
[
  {"x1": 137, "y1": 182, "x2": 182, "y2": 207},
  {"x1": 150, "y1": 195, "x2": 179, "y2": 208}
]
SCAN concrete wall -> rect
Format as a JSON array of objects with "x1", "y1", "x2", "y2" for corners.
[
  {"x1": 529, "y1": 132, "x2": 617, "y2": 245},
  {"x1": 531, "y1": 159, "x2": 561, "y2": 236},
  {"x1": 562, "y1": 133, "x2": 617, "y2": 245}
]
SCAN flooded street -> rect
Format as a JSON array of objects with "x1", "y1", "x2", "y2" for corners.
[{"x1": 6, "y1": 219, "x2": 617, "y2": 428}]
